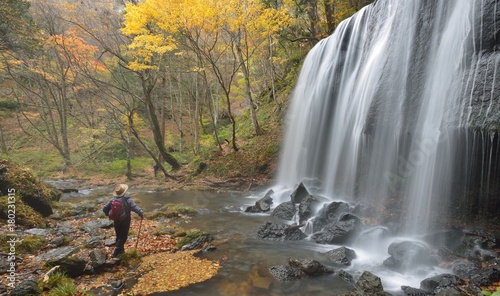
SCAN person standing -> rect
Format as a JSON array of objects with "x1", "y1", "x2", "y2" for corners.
[{"x1": 103, "y1": 183, "x2": 144, "y2": 257}]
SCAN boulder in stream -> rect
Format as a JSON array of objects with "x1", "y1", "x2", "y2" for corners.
[
  {"x1": 312, "y1": 213, "x2": 362, "y2": 245},
  {"x1": 290, "y1": 182, "x2": 310, "y2": 204},
  {"x1": 257, "y1": 222, "x2": 307, "y2": 241},
  {"x1": 271, "y1": 201, "x2": 295, "y2": 221},
  {"x1": 312, "y1": 201, "x2": 351, "y2": 232},
  {"x1": 324, "y1": 247, "x2": 357, "y2": 266},
  {"x1": 420, "y1": 274, "x2": 465, "y2": 294},
  {"x1": 383, "y1": 240, "x2": 441, "y2": 271},
  {"x1": 245, "y1": 189, "x2": 274, "y2": 213},
  {"x1": 288, "y1": 257, "x2": 334, "y2": 276}
]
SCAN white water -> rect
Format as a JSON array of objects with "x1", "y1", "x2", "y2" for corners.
[
  {"x1": 273, "y1": 0, "x2": 498, "y2": 292},
  {"x1": 277, "y1": 0, "x2": 476, "y2": 235}
]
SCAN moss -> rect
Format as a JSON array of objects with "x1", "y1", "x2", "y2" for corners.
[
  {"x1": 42, "y1": 271, "x2": 73, "y2": 290},
  {"x1": 119, "y1": 249, "x2": 141, "y2": 267},
  {"x1": 17, "y1": 235, "x2": 47, "y2": 255},
  {"x1": 149, "y1": 203, "x2": 197, "y2": 220},
  {"x1": 176, "y1": 229, "x2": 207, "y2": 249},
  {"x1": 153, "y1": 225, "x2": 176, "y2": 236},
  {"x1": 0, "y1": 197, "x2": 47, "y2": 228},
  {"x1": 47, "y1": 281, "x2": 81, "y2": 296},
  {"x1": 0, "y1": 159, "x2": 56, "y2": 221},
  {"x1": 0, "y1": 234, "x2": 46, "y2": 255}
]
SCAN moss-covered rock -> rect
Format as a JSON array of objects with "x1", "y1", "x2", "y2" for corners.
[{"x1": 0, "y1": 159, "x2": 60, "y2": 226}]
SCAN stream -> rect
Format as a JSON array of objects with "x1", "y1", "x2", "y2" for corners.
[{"x1": 66, "y1": 188, "x2": 447, "y2": 296}]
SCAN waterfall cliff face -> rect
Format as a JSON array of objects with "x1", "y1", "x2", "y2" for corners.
[{"x1": 277, "y1": 0, "x2": 500, "y2": 235}]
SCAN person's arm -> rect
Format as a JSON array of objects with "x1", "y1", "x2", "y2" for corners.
[
  {"x1": 103, "y1": 199, "x2": 113, "y2": 216},
  {"x1": 127, "y1": 198, "x2": 144, "y2": 218}
]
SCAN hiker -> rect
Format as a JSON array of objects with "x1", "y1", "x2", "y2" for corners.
[{"x1": 103, "y1": 183, "x2": 144, "y2": 257}]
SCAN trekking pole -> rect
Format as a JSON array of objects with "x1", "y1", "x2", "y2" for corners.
[{"x1": 135, "y1": 217, "x2": 144, "y2": 250}]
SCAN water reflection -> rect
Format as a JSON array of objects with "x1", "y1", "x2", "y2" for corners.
[{"x1": 132, "y1": 191, "x2": 354, "y2": 296}]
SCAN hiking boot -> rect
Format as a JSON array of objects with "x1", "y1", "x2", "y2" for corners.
[{"x1": 112, "y1": 249, "x2": 124, "y2": 257}]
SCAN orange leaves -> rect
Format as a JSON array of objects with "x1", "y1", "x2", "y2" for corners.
[{"x1": 131, "y1": 250, "x2": 221, "y2": 294}]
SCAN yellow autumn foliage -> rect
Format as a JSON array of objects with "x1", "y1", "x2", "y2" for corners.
[
  {"x1": 122, "y1": 0, "x2": 291, "y2": 71},
  {"x1": 131, "y1": 250, "x2": 220, "y2": 295}
]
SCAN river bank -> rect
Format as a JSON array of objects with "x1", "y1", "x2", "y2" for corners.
[{"x1": 0, "y1": 194, "x2": 222, "y2": 295}]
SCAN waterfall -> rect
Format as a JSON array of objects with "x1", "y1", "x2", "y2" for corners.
[{"x1": 277, "y1": 0, "x2": 500, "y2": 235}]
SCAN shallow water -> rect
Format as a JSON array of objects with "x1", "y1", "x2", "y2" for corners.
[{"x1": 114, "y1": 189, "x2": 449, "y2": 296}]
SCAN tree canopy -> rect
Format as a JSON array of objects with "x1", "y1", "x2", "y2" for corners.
[{"x1": 0, "y1": 0, "x2": 371, "y2": 180}]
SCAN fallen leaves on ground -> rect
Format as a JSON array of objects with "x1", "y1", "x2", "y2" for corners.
[{"x1": 130, "y1": 250, "x2": 220, "y2": 295}]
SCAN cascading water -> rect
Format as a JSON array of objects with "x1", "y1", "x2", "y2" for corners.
[{"x1": 276, "y1": 0, "x2": 500, "y2": 236}]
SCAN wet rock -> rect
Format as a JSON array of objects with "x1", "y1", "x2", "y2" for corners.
[
  {"x1": 49, "y1": 236, "x2": 66, "y2": 247},
  {"x1": 89, "y1": 248, "x2": 107, "y2": 269},
  {"x1": 426, "y1": 228, "x2": 497, "y2": 264},
  {"x1": 35, "y1": 246, "x2": 87, "y2": 277},
  {"x1": 201, "y1": 244, "x2": 217, "y2": 253},
  {"x1": 180, "y1": 234, "x2": 214, "y2": 251},
  {"x1": 271, "y1": 201, "x2": 295, "y2": 221},
  {"x1": 10, "y1": 278, "x2": 40, "y2": 296},
  {"x1": 219, "y1": 206, "x2": 242, "y2": 213},
  {"x1": 35, "y1": 246, "x2": 78, "y2": 263},
  {"x1": 401, "y1": 285, "x2": 433, "y2": 296},
  {"x1": 312, "y1": 201, "x2": 351, "y2": 232},
  {"x1": 245, "y1": 190, "x2": 274, "y2": 213},
  {"x1": 312, "y1": 213, "x2": 362, "y2": 245},
  {"x1": 324, "y1": 247, "x2": 357, "y2": 266},
  {"x1": 298, "y1": 195, "x2": 320, "y2": 224},
  {"x1": 290, "y1": 182, "x2": 310, "y2": 204},
  {"x1": 55, "y1": 221, "x2": 76, "y2": 235},
  {"x1": 469, "y1": 267, "x2": 500, "y2": 287},
  {"x1": 434, "y1": 287, "x2": 466, "y2": 296},
  {"x1": 25, "y1": 228, "x2": 50, "y2": 236},
  {"x1": 48, "y1": 256, "x2": 88, "y2": 278},
  {"x1": 451, "y1": 260, "x2": 479, "y2": 279},
  {"x1": 420, "y1": 274, "x2": 465, "y2": 294},
  {"x1": 85, "y1": 236, "x2": 105, "y2": 248},
  {"x1": 268, "y1": 265, "x2": 304, "y2": 282},
  {"x1": 383, "y1": 241, "x2": 440, "y2": 271},
  {"x1": 353, "y1": 271, "x2": 387, "y2": 296},
  {"x1": 337, "y1": 269, "x2": 356, "y2": 286},
  {"x1": 80, "y1": 219, "x2": 114, "y2": 237},
  {"x1": 104, "y1": 238, "x2": 116, "y2": 247},
  {"x1": 257, "y1": 222, "x2": 307, "y2": 241},
  {"x1": 288, "y1": 258, "x2": 334, "y2": 276},
  {"x1": 68, "y1": 200, "x2": 102, "y2": 217}
]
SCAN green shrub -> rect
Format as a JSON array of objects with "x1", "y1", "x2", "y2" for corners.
[
  {"x1": 17, "y1": 235, "x2": 47, "y2": 255},
  {"x1": 0, "y1": 101, "x2": 22, "y2": 111},
  {"x1": 120, "y1": 249, "x2": 141, "y2": 267},
  {"x1": 48, "y1": 282, "x2": 78, "y2": 296}
]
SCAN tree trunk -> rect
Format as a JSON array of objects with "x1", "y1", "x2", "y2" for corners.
[
  {"x1": 127, "y1": 111, "x2": 175, "y2": 179},
  {"x1": 193, "y1": 72, "x2": 200, "y2": 155},
  {"x1": 268, "y1": 36, "x2": 281, "y2": 111},
  {"x1": 0, "y1": 126, "x2": 8, "y2": 154},
  {"x1": 324, "y1": 0, "x2": 335, "y2": 33},
  {"x1": 223, "y1": 92, "x2": 238, "y2": 152},
  {"x1": 235, "y1": 36, "x2": 264, "y2": 136},
  {"x1": 141, "y1": 76, "x2": 181, "y2": 170}
]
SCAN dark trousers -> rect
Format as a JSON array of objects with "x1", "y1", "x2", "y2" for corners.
[{"x1": 113, "y1": 216, "x2": 131, "y2": 256}]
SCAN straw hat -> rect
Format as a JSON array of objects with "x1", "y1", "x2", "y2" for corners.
[{"x1": 113, "y1": 184, "x2": 129, "y2": 197}]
